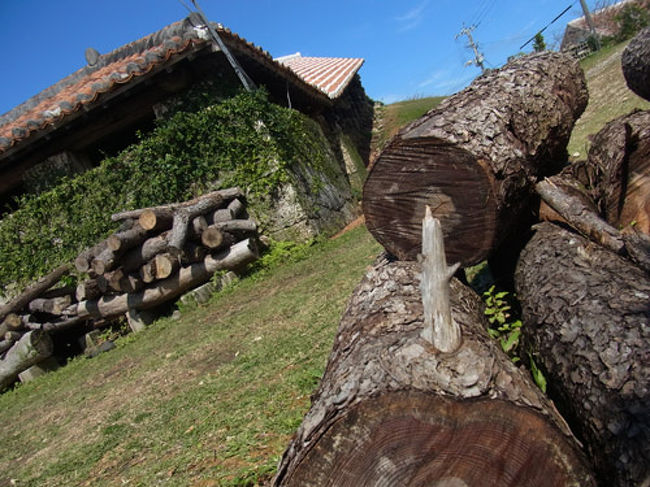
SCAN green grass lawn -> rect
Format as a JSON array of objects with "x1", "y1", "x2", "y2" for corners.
[{"x1": 0, "y1": 226, "x2": 381, "y2": 486}]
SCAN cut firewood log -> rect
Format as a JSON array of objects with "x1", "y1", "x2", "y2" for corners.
[
  {"x1": 111, "y1": 187, "x2": 243, "y2": 223},
  {"x1": 120, "y1": 232, "x2": 170, "y2": 273},
  {"x1": 0, "y1": 330, "x2": 53, "y2": 390},
  {"x1": 191, "y1": 215, "x2": 208, "y2": 238},
  {"x1": 2, "y1": 313, "x2": 23, "y2": 331},
  {"x1": 138, "y1": 209, "x2": 174, "y2": 232},
  {"x1": 75, "y1": 240, "x2": 108, "y2": 273},
  {"x1": 0, "y1": 339, "x2": 14, "y2": 355},
  {"x1": 42, "y1": 316, "x2": 88, "y2": 333},
  {"x1": 515, "y1": 222, "x2": 650, "y2": 486},
  {"x1": 40, "y1": 285, "x2": 76, "y2": 300},
  {"x1": 4, "y1": 331, "x2": 22, "y2": 342},
  {"x1": 91, "y1": 247, "x2": 120, "y2": 275},
  {"x1": 227, "y1": 197, "x2": 245, "y2": 218},
  {"x1": 211, "y1": 219, "x2": 257, "y2": 235},
  {"x1": 200, "y1": 227, "x2": 236, "y2": 250},
  {"x1": 168, "y1": 196, "x2": 228, "y2": 251},
  {"x1": 0, "y1": 264, "x2": 70, "y2": 323},
  {"x1": 28, "y1": 295, "x2": 72, "y2": 315},
  {"x1": 105, "y1": 269, "x2": 144, "y2": 293},
  {"x1": 75, "y1": 238, "x2": 259, "y2": 321},
  {"x1": 180, "y1": 242, "x2": 207, "y2": 265},
  {"x1": 581, "y1": 109, "x2": 650, "y2": 235},
  {"x1": 622, "y1": 26, "x2": 650, "y2": 102},
  {"x1": 275, "y1": 254, "x2": 595, "y2": 486},
  {"x1": 76, "y1": 276, "x2": 108, "y2": 301},
  {"x1": 107, "y1": 224, "x2": 150, "y2": 252},
  {"x1": 139, "y1": 253, "x2": 178, "y2": 283},
  {"x1": 363, "y1": 51, "x2": 587, "y2": 265},
  {"x1": 211, "y1": 208, "x2": 235, "y2": 223}
]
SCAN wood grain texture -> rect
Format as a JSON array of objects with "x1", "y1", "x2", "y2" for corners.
[
  {"x1": 275, "y1": 256, "x2": 594, "y2": 486},
  {"x1": 363, "y1": 52, "x2": 587, "y2": 265},
  {"x1": 515, "y1": 222, "x2": 650, "y2": 486}
]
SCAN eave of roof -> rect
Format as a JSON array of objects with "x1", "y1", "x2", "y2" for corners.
[
  {"x1": 0, "y1": 16, "x2": 359, "y2": 157},
  {"x1": 275, "y1": 54, "x2": 364, "y2": 99}
]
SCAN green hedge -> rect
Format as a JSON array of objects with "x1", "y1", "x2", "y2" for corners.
[{"x1": 0, "y1": 89, "x2": 328, "y2": 294}]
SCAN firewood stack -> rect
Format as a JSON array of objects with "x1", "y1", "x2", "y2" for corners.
[{"x1": 0, "y1": 187, "x2": 261, "y2": 390}]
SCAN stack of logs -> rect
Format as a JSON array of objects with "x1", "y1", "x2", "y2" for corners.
[
  {"x1": 0, "y1": 187, "x2": 261, "y2": 390},
  {"x1": 276, "y1": 44, "x2": 650, "y2": 487}
]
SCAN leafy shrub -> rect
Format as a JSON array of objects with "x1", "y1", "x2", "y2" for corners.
[
  {"x1": 616, "y1": 4, "x2": 649, "y2": 40},
  {"x1": 0, "y1": 89, "x2": 330, "y2": 295}
]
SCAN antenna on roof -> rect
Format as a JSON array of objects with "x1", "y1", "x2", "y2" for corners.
[{"x1": 179, "y1": 0, "x2": 255, "y2": 92}]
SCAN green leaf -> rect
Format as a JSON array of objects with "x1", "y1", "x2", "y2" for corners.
[
  {"x1": 529, "y1": 353, "x2": 547, "y2": 393},
  {"x1": 500, "y1": 329, "x2": 520, "y2": 353}
]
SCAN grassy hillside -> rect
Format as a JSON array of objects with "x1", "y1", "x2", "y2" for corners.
[
  {"x1": 371, "y1": 96, "x2": 445, "y2": 160},
  {"x1": 568, "y1": 40, "x2": 650, "y2": 157},
  {"x1": 0, "y1": 227, "x2": 381, "y2": 486}
]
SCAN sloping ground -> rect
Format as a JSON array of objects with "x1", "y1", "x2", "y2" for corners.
[
  {"x1": 370, "y1": 96, "x2": 445, "y2": 163},
  {"x1": 568, "y1": 41, "x2": 650, "y2": 157},
  {"x1": 0, "y1": 228, "x2": 380, "y2": 486}
]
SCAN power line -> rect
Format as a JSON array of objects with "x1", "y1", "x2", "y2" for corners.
[{"x1": 519, "y1": 2, "x2": 577, "y2": 50}]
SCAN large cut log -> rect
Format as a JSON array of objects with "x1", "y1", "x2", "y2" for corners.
[
  {"x1": 581, "y1": 109, "x2": 650, "y2": 235},
  {"x1": 0, "y1": 330, "x2": 53, "y2": 390},
  {"x1": 275, "y1": 257, "x2": 594, "y2": 486},
  {"x1": 622, "y1": 26, "x2": 650, "y2": 102},
  {"x1": 76, "y1": 276, "x2": 108, "y2": 301},
  {"x1": 168, "y1": 196, "x2": 227, "y2": 251},
  {"x1": 0, "y1": 264, "x2": 70, "y2": 322},
  {"x1": 515, "y1": 222, "x2": 650, "y2": 486},
  {"x1": 363, "y1": 51, "x2": 587, "y2": 265},
  {"x1": 75, "y1": 238, "x2": 259, "y2": 321}
]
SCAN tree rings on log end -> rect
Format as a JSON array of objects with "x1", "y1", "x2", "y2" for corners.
[
  {"x1": 283, "y1": 391, "x2": 594, "y2": 487},
  {"x1": 363, "y1": 138, "x2": 496, "y2": 265}
]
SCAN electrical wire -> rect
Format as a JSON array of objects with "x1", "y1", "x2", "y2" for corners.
[{"x1": 519, "y1": 1, "x2": 578, "y2": 49}]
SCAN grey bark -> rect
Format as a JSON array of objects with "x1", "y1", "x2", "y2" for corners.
[
  {"x1": 0, "y1": 330, "x2": 53, "y2": 390},
  {"x1": 275, "y1": 257, "x2": 594, "y2": 486},
  {"x1": 363, "y1": 51, "x2": 587, "y2": 265},
  {"x1": 622, "y1": 27, "x2": 650, "y2": 102},
  {"x1": 515, "y1": 222, "x2": 650, "y2": 486}
]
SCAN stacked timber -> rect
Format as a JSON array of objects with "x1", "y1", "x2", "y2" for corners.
[
  {"x1": 517, "y1": 112, "x2": 650, "y2": 485},
  {"x1": 274, "y1": 209, "x2": 595, "y2": 486},
  {"x1": 0, "y1": 187, "x2": 261, "y2": 390}
]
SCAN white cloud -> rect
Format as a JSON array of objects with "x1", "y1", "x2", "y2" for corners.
[
  {"x1": 395, "y1": 1, "x2": 429, "y2": 32},
  {"x1": 417, "y1": 69, "x2": 476, "y2": 95}
]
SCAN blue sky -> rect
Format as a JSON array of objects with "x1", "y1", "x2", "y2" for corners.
[{"x1": 0, "y1": 0, "x2": 593, "y2": 114}]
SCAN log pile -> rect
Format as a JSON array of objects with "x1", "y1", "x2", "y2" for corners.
[
  {"x1": 0, "y1": 187, "x2": 261, "y2": 390},
  {"x1": 278, "y1": 50, "x2": 649, "y2": 486}
]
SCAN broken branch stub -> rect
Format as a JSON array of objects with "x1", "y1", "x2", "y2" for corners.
[{"x1": 420, "y1": 206, "x2": 461, "y2": 353}]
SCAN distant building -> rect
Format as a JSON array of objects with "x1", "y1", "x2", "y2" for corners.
[
  {"x1": 561, "y1": 0, "x2": 649, "y2": 53},
  {"x1": 0, "y1": 15, "x2": 372, "y2": 209}
]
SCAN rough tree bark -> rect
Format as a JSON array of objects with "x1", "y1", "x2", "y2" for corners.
[
  {"x1": 0, "y1": 330, "x2": 53, "y2": 390},
  {"x1": 274, "y1": 257, "x2": 595, "y2": 486},
  {"x1": 515, "y1": 222, "x2": 650, "y2": 486},
  {"x1": 363, "y1": 51, "x2": 587, "y2": 265},
  {"x1": 580, "y1": 109, "x2": 650, "y2": 235},
  {"x1": 622, "y1": 26, "x2": 650, "y2": 102}
]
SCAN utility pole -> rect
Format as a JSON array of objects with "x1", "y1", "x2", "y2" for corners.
[
  {"x1": 456, "y1": 24, "x2": 486, "y2": 72},
  {"x1": 579, "y1": 0, "x2": 601, "y2": 50}
]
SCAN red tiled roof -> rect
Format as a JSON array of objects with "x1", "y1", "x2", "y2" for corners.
[
  {"x1": 275, "y1": 53, "x2": 364, "y2": 99},
  {"x1": 0, "y1": 16, "x2": 362, "y2": 156}
]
